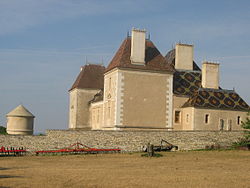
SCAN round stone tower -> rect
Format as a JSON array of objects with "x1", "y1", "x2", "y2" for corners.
[{"x1": 6, "y1": 105, "x2": 35, "y2": 135}]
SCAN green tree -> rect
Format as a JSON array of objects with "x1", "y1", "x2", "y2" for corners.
[
  {"x1": 0, "y1": 126, "x2": 7, "y2": 135},
  {"x1": 235, "y1": 112, "x2": 250, "y2": 148},
  {"x1": 241, "y1": 112, "x2": 250, "y2": 140}
]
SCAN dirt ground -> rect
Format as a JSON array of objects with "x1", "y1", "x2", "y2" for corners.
[{"x1": 0, "y1": 150, "x2": 249, "y2": 188}]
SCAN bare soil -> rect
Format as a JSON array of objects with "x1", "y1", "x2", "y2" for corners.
[{"x1": 0, "y1": 150, "x2": 249, "y2": 188}]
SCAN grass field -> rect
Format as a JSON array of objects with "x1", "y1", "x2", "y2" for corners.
[{"x1": 0, "y1": 150, "x2": 249, "y2": 188}]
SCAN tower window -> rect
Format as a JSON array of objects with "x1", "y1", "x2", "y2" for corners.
[
  {"x1": 97, "y1": 109, "x2": 99, "y2": 123},
  {"x1": 175, "y1": 111, "x2": 181, "y2": 123},
  {"x1": 109, "y1": 77, "x2": 112, "y2": 90},
  {"x1": 108, "y1": 102, "x2": 111, "y2": 119},
  {"x1": 186, "y1": 114, "x2": 189, "y2": 123},
  {"x1": 205, "y1": 114, "x2": 209, "y2": 124}
]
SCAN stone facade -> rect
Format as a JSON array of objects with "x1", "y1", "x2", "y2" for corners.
[
  {"x1": 0, "y1": 130, "x2": 244, "y2": 153},
  {"x1": 69, "y1": 89, "x2": 100, "y2": 129},
  {"x1": 69, "y1": 28, "x2": 249, "y2": 131}
]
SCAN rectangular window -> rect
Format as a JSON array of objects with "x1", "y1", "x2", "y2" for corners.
[
  {"x1": 205, "y1": 114, "x2": 209, "y2": 124},
  {"x1": 186, "y1": 114, "x2": 189, "y2": 123},
  {"x1": 219, "y1": 119, "x2": 224, "y2": 131},
  {"x1": 237, "y1": 116, "x2": 241, "y2": 125},
  {"x1": 92, "y1": 110, "x2": 95, "y2": 123},
  {"x1": 175, "y1": 111, "x2": 181, "y2": 123},
  {"x1": 228, "y1": 119, "x2": 232, "y2": 131},
  {"x1": 97, "y1": 109, "x2": 99, "y2": 123},
  {"x1": 109, "y1": 77, "x2": 112, "y2": 90},
  {"x1": 108, "y1": 103, "x2": 111, "y2": 119}
]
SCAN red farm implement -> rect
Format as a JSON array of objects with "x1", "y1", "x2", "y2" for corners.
[
  {"x1": 0, "y1": 146, "x2": 27, "y2": 157},
  {"x1": 35, "y1": 142, "x2": 121, "y2": 155}
]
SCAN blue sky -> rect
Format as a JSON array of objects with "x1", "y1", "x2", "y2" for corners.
[{"x1": 0, "y1": 0, "x2": 250, "y2": 133}]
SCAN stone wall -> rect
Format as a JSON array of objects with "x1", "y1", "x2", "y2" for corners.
[{"x1": 0, "y1": 130, "x2": 244, "y2": 153}]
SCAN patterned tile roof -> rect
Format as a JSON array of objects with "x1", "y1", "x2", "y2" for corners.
[
  {"x1": 69, "y1": 64, "x2": 105, "y2": 91},
  {"x1": 182, "y1": 88, "x2": 250, "y2": 111},
  {"x1": 173, "y1": 71, "x2": 202, "y2": 96},
  {"x1": 106, "y1": 37, "x2": 174, "y2": 73}
]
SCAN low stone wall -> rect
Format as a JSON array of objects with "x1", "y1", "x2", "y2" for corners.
[{"x1": 0, "y1": 130, "x2": 244, "y2": 152}]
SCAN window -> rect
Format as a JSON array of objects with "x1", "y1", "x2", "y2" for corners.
[
  {"x1": 186, "y1": 114, "x2": 189, "y2": 123},
  {"x1": 108, "y1": 102, "x2": 111, "y2": 119},
  {"x1": 237, "y1": 116, "x2": 241, "y2": 125},
  {"x1": 205, "y1": 114, "x2": 209, "y2": 124},
  {"x1": 92, "y1": 110, "x2": 95, "y2": 123},
  {"x1": 97, "y1": 109, "x2": 99, "y2": 123},
  {"x1": 228, "y1": 119, "x2": 232, "y2": 131},
  {"x1": 219, "y1": 119, "x2": 224, "y2": 131},
  {"x1": 175, "y1": 111, "x2": 181, "y2": 123},
  {"x1": 109, "y1": 77, "x2": 112, "y2": 90}
]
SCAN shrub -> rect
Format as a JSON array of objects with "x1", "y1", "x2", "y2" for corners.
[
  {"x1": 0, "y1": 126, "x2": 7, "y2": 135},
  {"x1": 233, "y1": 112, "x2": 250, "y2": 148}
]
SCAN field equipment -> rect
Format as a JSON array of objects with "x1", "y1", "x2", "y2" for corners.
[
  {"x1": 142, "y1": 139, "x2": 178, "y2": 152},
  {"x1": 35, "y1": 142, "x2": 121, "y2": 155},
  {"x1": 0, "y1": 146, "x2": 27, "y2": 156}
]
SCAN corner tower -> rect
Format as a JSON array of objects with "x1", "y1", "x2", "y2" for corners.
[
  {"x1": 103, "y1": 28, "x2": 174, "y2": 130},
  {"x1": 68, "y1": 64, "x2": 105, "y2": 129}
]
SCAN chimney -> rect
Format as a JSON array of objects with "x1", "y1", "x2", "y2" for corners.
[
  {"x1": 130, "y1": 28, "x2": 146, "y2": 65},
  {"x1": 202, "y1": 62, "x2": 219, "y2": 89},
  {"x1": 175, "y1": 43, "x2": 193, "y2": 70}
]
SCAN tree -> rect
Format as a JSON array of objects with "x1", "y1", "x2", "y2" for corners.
[
  {"x1": 235, "y1": 112, "x2": 250, "y2": 148},
  {"x1": 241, "y1": 112, "x2": 250, "y2": 141},
  {"x1": 0, "y1": 126, "x2": 7, "y2": 135}
]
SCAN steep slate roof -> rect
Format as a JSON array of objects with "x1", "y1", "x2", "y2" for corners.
[
  {"x1": 182, "y1": 88, "x2": 250, "y2": 111},
  {"x1": 69, "y1": 64, "x2": 105, "y2": 91},
  {"x1": 106, "y1": 37, "x2": 174, "y2": 73},
  {"x1": 173, "y1": 71, "x2": 202, "y2": 96},
  {"x1": 7, "y1": 105, "x2": 35, "y2": 117},
  {"x1": 165, "y1": 49, "x2": 201, "y2": 71},
  {"x1": 165, "y1": 49, "x2": 202, "y2": 97}
]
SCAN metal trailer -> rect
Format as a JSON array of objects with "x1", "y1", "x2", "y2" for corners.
[
  {"x1": 0, "y1": 146, "x2": 27, "y2": 157},
  {"x1": 35, "y1": 142, "x2": 121, "y2": 155}
]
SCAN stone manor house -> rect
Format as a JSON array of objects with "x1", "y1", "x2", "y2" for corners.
[{"x1": 68, "y1": 28, "x2": 249, "y2": 131}]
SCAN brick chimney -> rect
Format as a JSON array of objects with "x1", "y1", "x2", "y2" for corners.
[
  {"x1": 175, "y1": 43, "x2": 193, "y2": 70},
  {"x1": 130, "y1": 28, "x2": 146, "y2": 65},
  {"x1": 202, "y1": 62, "x2": 219, "y2": 89}
]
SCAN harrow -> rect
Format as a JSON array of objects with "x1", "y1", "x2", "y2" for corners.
[
  {"x1": 0, "y1": 146, "x2": 27, "y2": 157},
  {"x1": 35, "y1": 142, "x2": 121, "y2": 155}
]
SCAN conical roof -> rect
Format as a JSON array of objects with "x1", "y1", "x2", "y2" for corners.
[{"x1": 6, "y1": 105, "x2": 35, "y2": 117}]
